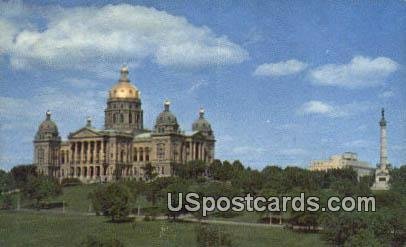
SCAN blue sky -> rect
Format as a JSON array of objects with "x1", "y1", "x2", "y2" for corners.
[{"x1": 0, "y1": 0, "x2": 405, "y2": 170}]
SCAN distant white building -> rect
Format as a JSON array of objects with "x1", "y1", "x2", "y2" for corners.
[{"x1": 309, "y1": 152, "x2": 375, "y2": 178}]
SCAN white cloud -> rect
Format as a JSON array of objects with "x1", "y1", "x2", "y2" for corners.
[
  {"x1": 309, "y1": 56, "x2": 398, "y2": 88},
  {"x1": 379, "y1": 89, "x2": 395, "y2": 98},
  {"x1": 232, "y1": 146, "x2": 266, "y2": 155},
  {"x1": 297, "y1": 100, "x2": 372, "y2": 118},
  {"x1": 0, "y1": 2, "x2": 248, "y2": 70},
  {"x1": 188, "y1": 80, "x2": 208, "y2": 93},
  {"x1": 0, "y1": 87, "x2": 105, "y2": 136},
  {"x1": 254, "y1": 59, "x2": 308, "y2": 77},
  {"x1": 299, "y1": 100, "x2": 335, "y2": 115}
]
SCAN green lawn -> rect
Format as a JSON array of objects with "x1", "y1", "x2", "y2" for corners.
[
  {"x1": 0, "y1": 211, "x2": 325, "y2": 247},
  {"x1": 13, "y1": 184, "x2": 151, "y2": 213},
  {"x1": 53, "y1": 184, "x2": 101, "y2": 212}
]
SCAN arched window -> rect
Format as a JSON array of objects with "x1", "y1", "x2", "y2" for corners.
[
  {"x1": 37, "y1": 148, "x2": 44, "y2": 164},
  {"x1": 157, "y1": 143, "x2": 165, "y2": 161},
  {"x1": 120, "y1": 114, "x2": 124, "y2": 123},
  {"x1": 139, "y1": 148, "x2": 144, "y2": 162},
  {"x1": 113, "y1": 114, "x2": 117, "y2": 123},
  {"x1": 120, "y1": 150, "x2": 124, "y2": 162},
  {"x1": 145, "y1": 148, "x2": 150, "y2": 161},
  {"x1": 129, "y1": 113, "x2": 132, "y2": 124},
  {"x1": 133, "y1": 148, "x2": 137, "y2": 162}
]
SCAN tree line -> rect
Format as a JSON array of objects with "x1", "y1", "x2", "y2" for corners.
[{"x1": 1, "y1": 161, "x2": 405, "y2": 246}]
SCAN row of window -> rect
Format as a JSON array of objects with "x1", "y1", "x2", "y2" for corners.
[
  {"x1": 110, "y1": 102, "x2": 139, "y2": 109},
  {"x1": 112, "y1": 112, "x2": 140, "y2": 124}
]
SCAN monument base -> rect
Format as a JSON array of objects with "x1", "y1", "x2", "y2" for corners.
[{"x1": 371, "y1": 172, "x2": 390, "y2": 191}]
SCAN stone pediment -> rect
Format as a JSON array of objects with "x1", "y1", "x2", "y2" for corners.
[
  {"x1": 187, "y1": 131, "x2": 206, "y2": 140},
  {"x1": 69, "y1": 128, "x2": 101, "y2": 139}
]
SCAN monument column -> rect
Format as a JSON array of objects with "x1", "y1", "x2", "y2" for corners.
[
  {"x1": 372, "y1": 108, "x2": 390, "y2": 190},
  {"x1": 379, "y1": 109, "x2": 388, "y2": 168}
]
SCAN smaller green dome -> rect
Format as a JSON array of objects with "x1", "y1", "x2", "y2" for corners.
[
  {"x1": 35, "y1": 111, "x2": 60, "y2": 140},
  {"x1": 192, "y1": 108, "x2": 213, "y2": 136},
  {"x1": 154, "y1": 100, "x2": 179, "y2": 133}
]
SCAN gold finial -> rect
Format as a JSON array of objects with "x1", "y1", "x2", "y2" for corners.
[
  {"x1": 164, "y1": 99, "x2": 170, "y2": 111},
  {"x1": 120, "y1": 65, "x2": 129, "y2": 82}
]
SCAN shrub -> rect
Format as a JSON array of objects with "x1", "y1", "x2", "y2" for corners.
[
  {"x1": 0, "y1": 194, "x2": 13, "y2": 210},
  {"x1": 80, "y1": 235, "x2": 124, "y2": 247},
  {"x1": 61, "y1": 177, "x2": 82, "y2": 187},
  {"x1": 195, "y1": 223, "x2": 232, "y2": 247}
]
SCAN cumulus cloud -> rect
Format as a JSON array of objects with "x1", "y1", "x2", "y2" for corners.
[
  {"x1": 188, "y1": 80, "x2": 208, "y2": 93},
  {"x1": 232, "y1": 146, "x2": 266, "y2": 155},
  {"x1": 297, "y1": 100, "x2": 372, "y2": 118},
  {"x1": 254, "y1": 59, "x2": 308, "y2": 77},
  {"x1": 379, "y1": 89, "x2": 395, "y2": 98},
  {"x1": 309, "y1": 56, "x2": 398, "y2": 88},
  {"x1": 0, "y1": 2, "x2": 248, "y2": 70},
  {"x1": 0, "y1": 87, "x2": 105, "y2": 135},
  {"x1": 299, "y1": 101, "x2": 335, "y2": 115}
]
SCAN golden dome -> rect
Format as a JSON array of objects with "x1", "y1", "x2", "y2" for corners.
[{"x1": 109, "y1": 66, "x2": 140, "y2": 99}]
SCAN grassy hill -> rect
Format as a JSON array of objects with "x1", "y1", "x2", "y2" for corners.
[{"x1": 0, "y1": 211, "x2": 324, "y2": 247}]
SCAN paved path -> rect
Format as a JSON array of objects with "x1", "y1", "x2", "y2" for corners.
[
  {"x1": 179, "y1": 217, "x2": 284, "y2": 228},
  {"x1": 10, "y1": 208, "x2": 285, "y2": 228}
]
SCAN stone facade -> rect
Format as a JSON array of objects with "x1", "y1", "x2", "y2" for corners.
[
  {"x1": 309, "y1": 152, "x2": 374, "y2": 179},
  {"x1": 33, "y1": 66, "x2": 215, "y2": 183}
]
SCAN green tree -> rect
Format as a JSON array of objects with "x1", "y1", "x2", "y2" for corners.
[
  {"x1": 261, "y1": 166, "x2": 284, "y2": 192},
  {"x1": 0, "y1": 193, "x2": 13, "y2": 210},
  {"x1": 173, "y1": 160, "x2": 206, "y2": 179},
  {"x1": 22, "y1": 175, "x2": 62, "y2": 208},
  {"x1": 0, "y1": 169, "x2": 15, "y2": 193},
  {"x1": 10, "y1": 164, "x2": 36, "y2": 188},
  {"x1": 90, "y1": 183, "x2": 131, "y2": 222},
  {"x1": 142, "y1": 177, "x2": 175, "y2": 206},
  {"x1": 208, "y1": 160, "x2": 234, "y2": 181},
  {"x1": 232, "y1": 169, "x2": 263, "y2": 195},
  {"x1": 344, "y1": 229, "x2": 382, "y2": 247},
  {"x1": 321, "y1": 212, "x2": 369, "y2": 245},
  {"x1": 390, "y1": 165, "x2": 406, "y2": 196}
]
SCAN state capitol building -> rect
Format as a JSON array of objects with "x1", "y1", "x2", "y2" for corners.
[{"x1": 33, "y1": 66, "x2": 215, "y2": 182}]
